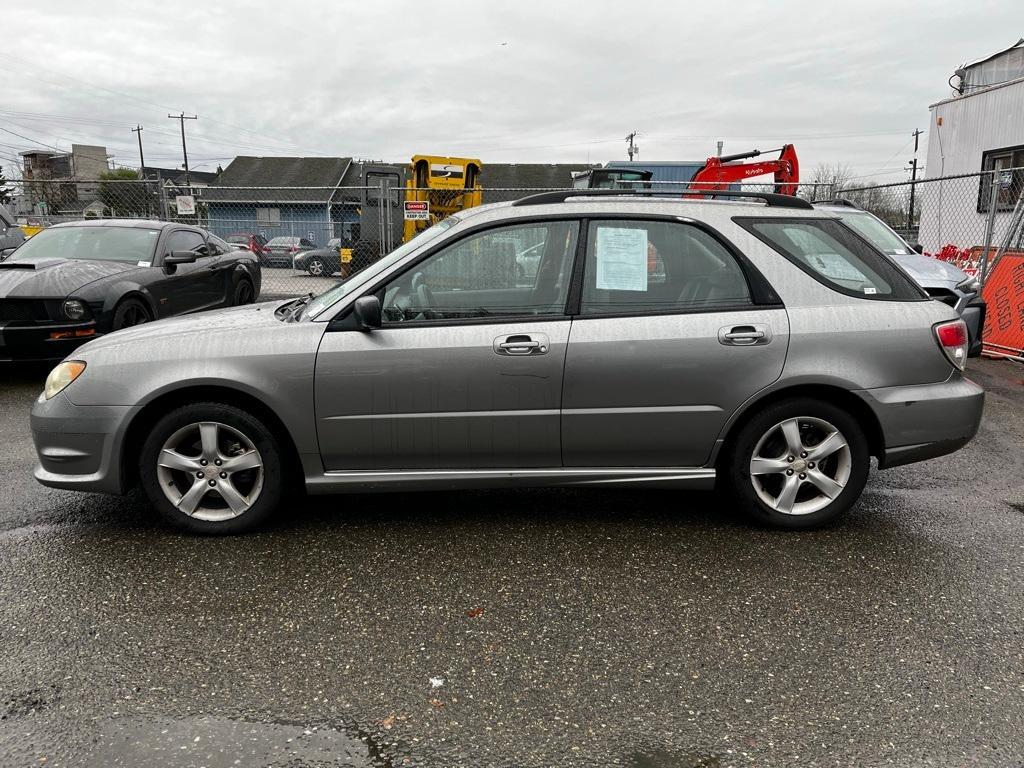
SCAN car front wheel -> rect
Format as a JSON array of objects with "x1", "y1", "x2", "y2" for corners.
[
  {"x1": 725, "y1": 398, "x2": 869, "y2": 528},
  {"x1": 233, "y1": 278, "x2": 255, "y2": 306},
  {"x1": 139, "y1": 403, "x2": 284, "y2": 534},
  {"x1": 306, "y1": 257, "x2": 326, "y2": 276}
]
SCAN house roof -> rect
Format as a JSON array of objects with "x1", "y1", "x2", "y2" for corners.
[
  {"x1": 962, "y1": 37, "x2": 1024, "y2": 70},
  {"x1": 141, "y1": 166, "x2": 219, "y2": 185},
  {"x1": 205, "y1": 156, "x2": 351, "y2": 203},
  {"x1": 483, "y1": 163, "x2": 592, "y2": 189}
]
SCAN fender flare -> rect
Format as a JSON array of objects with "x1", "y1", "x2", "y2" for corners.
[{"x1": 100, "y1": 283, "x2": 159, "y2": 326}]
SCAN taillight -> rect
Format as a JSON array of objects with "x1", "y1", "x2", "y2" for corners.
[
  {"x1": 289, "y1": 246, "x2": 299, "y2": 253},
  {"x1": 935, "y1": 319, "x2": 969, "y2": 370}
]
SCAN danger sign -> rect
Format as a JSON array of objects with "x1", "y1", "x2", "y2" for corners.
[{"x1": 403, "y1": 201, "x2": 429, "y2": 221}]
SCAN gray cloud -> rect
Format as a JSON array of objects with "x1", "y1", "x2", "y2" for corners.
[{"x1": 2, "y1": 0, "x2": 1021, "y2": 184}]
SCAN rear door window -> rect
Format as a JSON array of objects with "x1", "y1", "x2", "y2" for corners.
[
  {"x1": 735, "y1": 217, "x2": 925, "y2": 301},
  {"x1": 580, "y1": 220, "x2": 752, "y2": 315}
]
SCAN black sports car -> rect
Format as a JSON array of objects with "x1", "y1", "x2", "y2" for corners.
[{"x1": 0, "y1": 220, "x2": 260, "y2": 362}]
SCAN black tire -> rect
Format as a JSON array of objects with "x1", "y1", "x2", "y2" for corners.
[
  {"x1": 233, "y1": 277, "x2": 255, "y2": 306},
  {"x1": 138, "y1": 402, "x2": 285, "y2": 534},
  {"x1": 724, "y1": 397, "x2": 870, "y2": 529},
  {"x1": 111, "y1": 297, "x2": 151, "y2": 331},
  {"x1": 306, "y1": 257, "x2": 326, "y2": 277}
]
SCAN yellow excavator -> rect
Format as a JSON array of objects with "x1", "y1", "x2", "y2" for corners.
[{"x1": 402, "y1": 155, "x2": 482, "y2": 242}]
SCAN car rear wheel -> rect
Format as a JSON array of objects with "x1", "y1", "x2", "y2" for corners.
[
  {"x1": 139, "y1": 403, "x2": 284, "y2": 534},
  {"x1": 725, "y1": 398, "x2": 869, "y2": 528},
  {"x1": 112, "y1": 298, "x2": 151, "y2": 331},
  {"x1": 233, "y1": 278, "x2": 255, "y2": 305},
  {"x1": 306, "y1": 257, "x2": 326, "y2": 276}
]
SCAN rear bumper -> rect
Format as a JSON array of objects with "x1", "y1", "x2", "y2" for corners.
[
  {"x1": 31, "y1": 391, "x2": 137, "y2": 495},
  {"x1": 854, "y1": 373, "x2": 985, "y2": 469},
  {"x1": 960, "y1": 297, "x2": 985, "y2": 357}
]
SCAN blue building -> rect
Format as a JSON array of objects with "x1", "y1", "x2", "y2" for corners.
[{"x1": 202, "y1": 156, "x2": 358, "y2": 247}]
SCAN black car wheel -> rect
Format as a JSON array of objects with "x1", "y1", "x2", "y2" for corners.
[
  {"x1": 139, "y1": 402, "x2": 285, "y2": 534},
  {"x1": 306, "y1": 257, "x2": 326, "y2": 277},
  {"x1": 234, "y1": 278, "x2": 255, "y2": 306},
  {"x1": 112, "y1": 298, "x2": 151, "y2": 331}
]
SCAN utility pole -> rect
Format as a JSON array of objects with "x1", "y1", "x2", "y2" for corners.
[
  {"x1": 626, "y1": 131, "x2": 638, "y2": 161},
  {"x1": 167, "y1": 113, "x2": 197, "y2": 189},
  {"x1": 907, "y1": 128, "x2": 923, "y2": 235},
  {"x1": 132, "y1": 125, "x2": 149, "y2": 216},
  {"x1": 131, "y1": 125, "x2": 146, "y2": 175}
]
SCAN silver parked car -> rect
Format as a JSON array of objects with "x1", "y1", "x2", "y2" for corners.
[
  {"x1": 31, "y1": 190, "x2": 984, "y2": 534},
  {"x1": 813, "y1": 200, "x2": 986, "y2": 356}
]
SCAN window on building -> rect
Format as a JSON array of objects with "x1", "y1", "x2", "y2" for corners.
[
  {"x1": 256, "y1": 207, "x2": 281, "y2": 225},
  {"x1": 979, "y1": 145, "x2": 1024, "y2": 212}
]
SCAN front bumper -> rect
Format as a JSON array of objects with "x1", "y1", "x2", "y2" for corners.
[
  {"x1": 31, "y1": 391, "x2": 138, "y2": 495},
  {"x1": 854, "y1": 372, "x2": 984, "y2": 469},
  {"x1": 0, "y1": 321, "x2": 101, "y2": 362}
]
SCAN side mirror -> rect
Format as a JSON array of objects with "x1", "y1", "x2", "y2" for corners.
[
  {"x1": 353, "y1": 295, "x2": 382, "y2": 330},
  {"x1": 911, "y1": 243, "x2": 925, "y2": 254},
  {"x1": 164, "y1": 250, "x2": 198, "y2": 265}
]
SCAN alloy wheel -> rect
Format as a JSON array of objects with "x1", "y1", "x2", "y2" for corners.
[
  {"x1": 308, "y1": 258, "x2": 324, "y2": 276},
  {"x1": 156, "y1": 421, "x2": 264, "y2": 521},
  {"x1": 749, "y1": 416, "x2": 852, "y2": 516},
  {"x1": 237, "y1": 281, "x2": 254, "y2": 304},
  {"x1": 122, "y1": 304, "x2": 148, "y2": 327}
]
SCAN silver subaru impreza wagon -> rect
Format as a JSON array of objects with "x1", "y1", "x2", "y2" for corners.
[{"x1": 31, "y1": 190, "x2": 984, "y2": 533}]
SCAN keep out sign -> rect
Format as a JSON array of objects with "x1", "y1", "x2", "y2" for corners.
[{"x1": 981, "y1": 253, "x2": 1024, "y2": 355}]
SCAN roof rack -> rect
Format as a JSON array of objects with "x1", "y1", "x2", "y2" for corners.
[
  {"x1": 512, "y1": 188, "x2": 813, "y2": 210},
  {"x1": 810, "y1": 198, "x2": 861, "y2": 209}
]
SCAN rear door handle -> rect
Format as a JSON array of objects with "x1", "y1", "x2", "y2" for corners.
[
  {"x1": 493, "y1": 333, "x2": 549, "y2": 356},
  {"x1": 718, "y1": 324, "x2": 772, "y2": 346}
]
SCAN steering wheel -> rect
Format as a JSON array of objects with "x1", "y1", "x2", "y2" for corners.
[{"x1": 410, "y1": 271, "x2": 436, "y2": 316}]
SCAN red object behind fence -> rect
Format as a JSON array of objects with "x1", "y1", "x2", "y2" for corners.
[{"x1": 981, "y1": 253, "x2": 1024, "y2": 357}]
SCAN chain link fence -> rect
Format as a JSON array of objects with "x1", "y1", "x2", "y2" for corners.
[
  {"x1": 835, "y1": 169, "x2": 1024, "y2": 277},
  {"x1": 4, "y1": 172, "x2": 1022, "y2": 300}
]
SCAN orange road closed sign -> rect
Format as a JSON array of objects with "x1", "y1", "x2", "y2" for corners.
[{"x1": 981, "y1": 252, "x2": 1024, "y2": 356}]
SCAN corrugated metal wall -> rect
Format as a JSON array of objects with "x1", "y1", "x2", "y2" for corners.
[{"x1": 921, "y1": 81, "x2": 1024, "y2": 251}]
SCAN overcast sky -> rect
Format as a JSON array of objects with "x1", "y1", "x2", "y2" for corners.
[{"x1": 2, "y1": 0, "x2": 1021, "y2": 185}]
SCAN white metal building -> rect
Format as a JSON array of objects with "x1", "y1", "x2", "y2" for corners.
[{"x1": 920, "y1": 39, "x2": 1024, "y2": 252}]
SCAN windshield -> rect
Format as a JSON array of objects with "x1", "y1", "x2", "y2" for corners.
[
  {"x1": 836, "y1": 211, "x2": 911, "y2": 256},
  {"x1": 304, "y1": 216, "x2": 461, "y2": 320},
  {"x1": 9, "y1": 226, "x2": 161, "y2": 263}
]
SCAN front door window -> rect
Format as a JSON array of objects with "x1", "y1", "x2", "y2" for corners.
[{"x1": 380, "y1": 221, "x2": 579, "y2": 323}]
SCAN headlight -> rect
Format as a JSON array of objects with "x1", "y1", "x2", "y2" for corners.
[
  {"x1": 63, "y1": 299, "x2": 87, "y2": 320},
  {"x1": 44, "y1": 361, "x2": 87, "y2": 400},
  {"x1": 956, "y1": 276, "x2": 981, "y2": 294}
]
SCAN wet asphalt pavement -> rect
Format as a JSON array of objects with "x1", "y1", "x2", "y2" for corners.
[{"x1": 1, "y1": 360, "x2": 1023, "y2": 768}]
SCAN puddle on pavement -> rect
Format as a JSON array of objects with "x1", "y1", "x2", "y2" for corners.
[{"x1": 91, "y1": 714, "x2": 396, "y2": 767}]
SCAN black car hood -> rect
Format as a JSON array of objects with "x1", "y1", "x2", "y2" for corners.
[{"x1": 0, "y1": 257, "x2": 143, "y2": 299}]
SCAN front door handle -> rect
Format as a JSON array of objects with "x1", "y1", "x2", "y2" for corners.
[
  {"x1": 718, "y1": 324, "x2": 772, "y2": 346},
  {"x1": 493, "y1": 333, "x2": 549, "y2": 356}
]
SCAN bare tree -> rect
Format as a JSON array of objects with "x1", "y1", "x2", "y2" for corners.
[{"x1": 806, "y1": 163, "x2": 855, "y2": 198}]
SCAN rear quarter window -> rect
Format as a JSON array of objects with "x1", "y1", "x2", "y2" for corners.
[{"x1": 734, "y1": 217, "x2": 925, "y2": 301}]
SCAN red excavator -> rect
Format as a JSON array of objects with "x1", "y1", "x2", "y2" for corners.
[{"x1": 687, "y1": 144, "x2": 800, "y2": 196}]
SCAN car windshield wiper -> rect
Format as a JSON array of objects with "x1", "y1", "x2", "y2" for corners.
[
  {"x1": 274, "y1": 295, "x2": 312, "y2": 322},
  {"x1": 288, "y1": 294, "x2": 314, "y2": 321}
]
